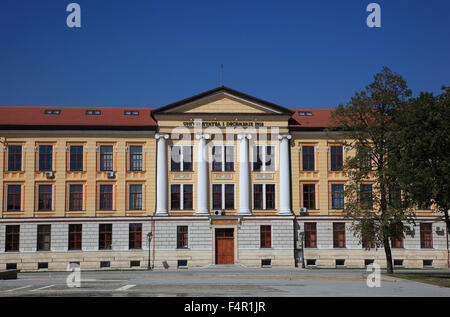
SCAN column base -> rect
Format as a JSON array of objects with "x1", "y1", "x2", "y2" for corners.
[
  {"x1": 155, "y1": 210, "x2": 169, "y2": 216},
  {"x1": 279, "y1": 209, "x2": 293, "y2": 216},
  {"x1": 238, "y1": 209, "x2": 252, "y2": 216}
]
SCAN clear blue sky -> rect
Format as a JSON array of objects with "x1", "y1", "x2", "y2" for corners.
[{"x1": 0, "y1": 0, "x2": 449, "y2": 108}]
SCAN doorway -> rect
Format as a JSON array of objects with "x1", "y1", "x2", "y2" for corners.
[{"x1": 215, "y1": 228, "x2": 234, "y2": 264}]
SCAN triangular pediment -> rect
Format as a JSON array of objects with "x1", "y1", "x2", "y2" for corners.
[{"x1": 153, "y1": 86, "x2": 293, "y2": 116}]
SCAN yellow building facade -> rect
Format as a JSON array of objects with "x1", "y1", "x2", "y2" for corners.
[{"x1": 0, "y1": 87, "x2": 447, "y2": 271}]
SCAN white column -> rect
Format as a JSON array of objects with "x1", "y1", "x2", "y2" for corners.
[
  {"x1": 278, "y1": 134, "x2": 292, "y2": 215},
  {"x1": 238, "y1": 134, "x2": 252, "y2": 215},
  {"x1": 195, "y1": 133, "x2": 211, "y2": 215},
  {"x1": 155, "y1": 133, "x2": 169, "y2": 216}
]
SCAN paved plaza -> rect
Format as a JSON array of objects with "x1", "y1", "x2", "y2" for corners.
[{"x1": 1, "y1": 266, "x2": 450, "y2": 297}]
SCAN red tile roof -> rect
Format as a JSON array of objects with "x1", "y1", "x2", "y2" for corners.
[
  {"x1": 0, "y1": 106, "x2": 335, "y2": 130},
  {"x1": 288, "y1": 108, "x2": 335, "y2": 129},
  {"x1": 0, "y1": 107, "x2": 157, "y2": 130}
]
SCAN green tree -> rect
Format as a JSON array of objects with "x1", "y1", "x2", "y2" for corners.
[
  {"x1": 329, "y1": 67, "x2": 415, "y2": 274},
  {"x1": 391, "y1": 87, "x2": 450, "y2": 235}
]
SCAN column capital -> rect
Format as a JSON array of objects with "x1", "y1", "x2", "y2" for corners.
[
  {"x1": 278, "y1": 134, "x2": 292, "y2": 140},
  {"x1": 195, "y1": 133, "x2": 211, "y2": 140},
  {"x1": 237, "y1": 133, "x2": 252, "y2": 140},
  {"x1": 155, "y1": 133, "x2": 170, "y2": 140}
]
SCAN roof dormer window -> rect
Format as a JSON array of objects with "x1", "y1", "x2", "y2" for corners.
[
  {"x1": 86, "y1": 110, "x2": 102, "y2": 115},
  {"x1": 124, "y1": 110, "x2": 139, "y2": 116},
  {"x1": 45, "y1": 109, "x2": 61, "y2": 115}
]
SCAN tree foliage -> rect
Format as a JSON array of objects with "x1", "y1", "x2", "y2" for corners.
[{"x1": 329, "y1": 67, "x2": 415, "y2": 273}]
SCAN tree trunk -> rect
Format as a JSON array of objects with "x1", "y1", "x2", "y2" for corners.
[
  {"x1": 443, "y1": 209, "x2": 450, "y2": 237},
  {"x1": 383, "y1": 235, "x2": 394, "y2": 274}
]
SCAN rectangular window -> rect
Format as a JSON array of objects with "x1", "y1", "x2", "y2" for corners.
[
  {"x1": 330, "y1": 145, "x2": 343, "y2": 171},
  {"x1": 129, "y1": 145, "x2": 143, "y2": 171},
  {"x1": 69, "y1": 145, "x2": 84, "y2": 171},
  {"x1": 302, "y1": 146, "x2": 315, "y2": 171},
  {"x1": 362, "y1": 226, "x2": 375, "y2": 249},
  {"x1": 170, "y1": 184, "x2": 193, "y2": 210},
  {"x1": 7, "y1": 145, "x2": 22, "y2": 171},
  {"x1": 177, "y1": 226, "x2": 188, "y2": 249},
  {"x1": 7, "y1": 184, "x2": 21, "y2": 211},
  {"x1": 212, "y1": 146, "x2": 235, "y2": 171},
  {"x1": 99, "y1": 224, "x2": 112, "y2": 250},
  {"x1": 129, "y1": 223, "x2": 142, "y2": 249},
  {"x1": 253, "y1": 146, "x2": 275, "y2": 172},
  {"x1": 253, "y1": 184, "x2": 263, "y2": 210},
  {"x1": 212, "y1": 184, "x2": 222, "y2": 210},
  {"x1": 39, "y1": 145, "x2": 53, "y2": 171},
  {"x1": 170, "y1": 184, "x2": 181, "y2": 210},
  {"x1": 69, "y1": 184, "x2": 83, "y2": 211},
  {"x1": 183, "y1": 184, "x2": 193, "y2": 210},
  {"x1": 253, "y1": 184, "x2": 276, "y2": 210},
  {"x1": 5, "y1": 225, "x2": 20, "y2": 252},
  {"x1": 37, "y1": 224, "x2": 51, "y2": 251},
  {"x1": 260, "y1": 225, "x2": 271, "y2": 248},
  {"x1": 390, "y1": 223, "x2": 404, "y2": 248},
  {"x1": 333, "y1": 223, "x2": 346, "y2": 248},
  {"x1": 99, "y1": 184, "x2": 113, "y2": 210},
  {"x1": 129, "y1": 184, "x2": 143, "y2": 210},
  {"x1": 38, "y1": 184, "x2": 52, "y2": 211},
  {"x1": 99, "y1": 145, "x2": 114, "y2": 171},
  {"x1": 331, "y1": 184, "x2": 344, "y2": 210},
  {"x1": 224, "y1": 184, "x2": 235, "y2": 209},
  {"x1": 68, "y1": 224, "x2": 82, "y2": 251},
  {"x1": 302, "y1": 184, "x2": 316, "y2": 209},
  {"x1": 212, "y1": 184, "x2": 235, "y2": 210},
  {"x1": 304, "y1": 223, "x2": 317, "y2": 248},
  {"x1": 420, "y1": 223, "x2": 433, "y2": 249},
  {"x1": 170, "y1": 146, "x2": 193, "y2": 172},
  {"x1": 360, "y1": 184, "x2": 373, "y2": 209}
]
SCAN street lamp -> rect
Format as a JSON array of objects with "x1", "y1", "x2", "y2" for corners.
[{"x1": 147, "y1": 232, "x2": 153, "y2": 270}]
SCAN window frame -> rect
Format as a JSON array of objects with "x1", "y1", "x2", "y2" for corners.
[
  {"x1": 129, "y1": 223, "x2": 142, "y2": 250},
  {"x1": 170, "y1": 183, "x2": 194, "y2": 211},
  {"x1": 301, "y1": 145, "x2": 315, "y2": 171},
  {"x1": 211, "y1": 183, "x2": 235, "y2": 210},
  {"x1": 99, "y1": 224, "x2": 113, "y2": 250},
  {"x1": 98, "y1": 184, "x2": 114, "y2": 211},
  {"x1": 6, "y1": 184, "x2": 22, "y2": 212},
  {"x1": 330, "y1": 145, "x2": 344, "y2": 172},
  {"x1": 331, "y1": 183, "x2": 345, "y2": 210},
  {"x1": 260, "y1": 225, "x2": 272, "y2": 248},
  {"x1": 333, "y1": 222, "x2": 346, "y2": 248},
  {"x1": 253, "y1": 145, "x2": 276, "y2": 172},
  {"x1": 5, "y1": 225, "x2": 20, "y2": 252},
  {"x1": 128, "y1": 145, "x2": 144, "y2": 172},
  {"x1": 7, "y1": 144, "x2": 23, "y2": 172},
  {"x1": 212, "y1": 145, "x2": 235, "y2": 172},
  {"x1": 38, "y1": 144, "x2": 54, "y2": 172},
  {"x1": 37, "y1": 184, "x2": 53, "y2": 212},
  {"x1": 69, "y1": 145, "x2": 84, "y2": 172},
  {"x1": 68, "y1": 184, "x2": 84, "y2": 211},
  {"x1": 99, "y1": 144, "x2": 114, "y2": 172},
  {"x1": 128, "y1": 183, "x2": 143, "y2": 211},
  {"x1": 177, "y1": 226, "x2": 189, "y2": 249},
  {"x1": 68, "y1": 224, "x2": 82, "y2": 251},
  {"x1": 304, "y1": 222, "x2": 317, "y2": 248},
  {"x1": 37, "y1": 224, "x2": 51, "y2": 252},
  {"x1": 420, "y1": 223, "x2": 433, "y2": 249},
  {"x1": 253, "y1": 183, "x2": 276, "y2": 210},
  {"x1": 302, "y1": 183, "x2": 316, "y2": 210},
  {"x1": 170, "y1": 145, "x2": 193, "y2": 172}
]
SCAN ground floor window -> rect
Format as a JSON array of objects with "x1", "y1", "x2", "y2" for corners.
[
  {"x1": 333, "y1": 223, "x2": 346, "y2": 248},
  {"x1": 99, "y1": 224, "x2": 112, "y2": 250},
  {"x1": 304, "y1": 223, "x2": 317, "y2": 248},
  {"x1": 68, "y1": 224, "x2": 82, "y2": 251},
  {"x1": 5, "y1": 225, "x2": 20, "y2": 252},
  {"x1": 37, "y1": 224, "x2": 51, "y2": 251},
  {"x1": 129, "y1": 223, "x2": 142, "y2": 249},
  {"x1": 260, "y1": 225, "x2": 272, "y2": 248},
  {"x1": 177, "y1": 226, "x2": 188, "y2": 249}
]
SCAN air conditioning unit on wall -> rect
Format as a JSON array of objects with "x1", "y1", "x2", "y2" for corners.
[
  {"x1": 45, "y1": 171, "x2": 54, "y2": 179},
  {"x1": 106, "y1": 171, "x2": 115, "y2": 178},
  {"x1": 299, "y1": 207, "x2": 308, "y2": 213},
  {"x1": 214, "y1": 210, "x2": 224, "y2": 216}
]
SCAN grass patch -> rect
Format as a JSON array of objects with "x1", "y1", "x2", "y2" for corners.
[{"x1": 389, "y1": 273, "x2": 450, "y2": 288}]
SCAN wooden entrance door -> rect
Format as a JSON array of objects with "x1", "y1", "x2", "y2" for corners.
[{"x1": 215, "y1": 228, "x2": 234, "y2": 264}]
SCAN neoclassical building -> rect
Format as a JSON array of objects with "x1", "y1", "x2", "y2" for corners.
[{"x1": 0, "y1": 87, "x2": 447, "y2": 271}]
